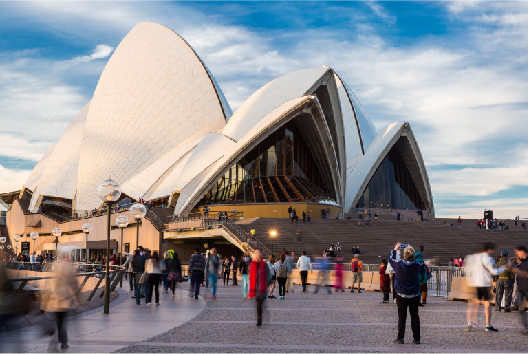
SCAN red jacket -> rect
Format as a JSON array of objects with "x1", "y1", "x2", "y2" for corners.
[
  {"x1": 248, "y1": 260, "x2": 269, "y2": 299},
  {"x1": 379, "y1": 265, "x2": 390, "y2": 291}
]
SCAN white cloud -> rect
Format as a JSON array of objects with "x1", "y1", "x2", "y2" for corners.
[
  {"x1": 71, "y1": 44, "x2": 113, "y2": 63},
  {"x1": 0, "y1": 165, "x2": 30, "y2": 193}
]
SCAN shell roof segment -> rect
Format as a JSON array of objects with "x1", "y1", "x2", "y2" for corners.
[{"x1": 74, "y1": 22, "x2": 228, "y2": 211}]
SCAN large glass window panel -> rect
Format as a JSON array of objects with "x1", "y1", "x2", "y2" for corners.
[
  {"x1": 267, "y1": 147, "x2": 276, "y2": 176},
  {"x1": 284, "y1": 128, "x2": 294, "y2": 175}
]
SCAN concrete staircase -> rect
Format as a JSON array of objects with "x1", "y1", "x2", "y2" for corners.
[{"x1": 236, "y1": 217, "x2": 528, "y2": 265}]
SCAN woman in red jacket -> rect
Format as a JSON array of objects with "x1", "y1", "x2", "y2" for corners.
[
  {"x1": 380, "y1": 259, "x2": 390, "y2": 303},
  {"x1": 248, "y1": 250, "x2": 270, "y2": 326}
]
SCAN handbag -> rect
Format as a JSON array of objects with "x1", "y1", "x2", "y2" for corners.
[
  {"x1": 168, "y1": 272, "x2": 181, "y2": 282},
  {"x1": 139, "y1": 272, "x2": 147, "y2": 284}
]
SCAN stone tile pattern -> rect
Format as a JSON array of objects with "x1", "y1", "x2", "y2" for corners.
[
  {"x1": 74, "y1": 22, "x2": 227, "y2": 211},
  {"x1": 116, "y1": 284, "x2": 528, "y2": 353}
]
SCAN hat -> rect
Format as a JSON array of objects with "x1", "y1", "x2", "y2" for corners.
[{"x1": 501, "y1": 250, "x2": 508, "y2": 256}]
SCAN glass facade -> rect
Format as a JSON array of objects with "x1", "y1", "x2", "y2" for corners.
[
  {"x1": 197, "y1": 120, "x2": 336, "y2": 206},
  {"x1": 356, "y1": 141, "x2": 427, "y2": 211}
]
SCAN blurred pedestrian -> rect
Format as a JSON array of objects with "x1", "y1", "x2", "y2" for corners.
[
  {"x1": 495, "y1": 250, "x2": 514, "y2": 312},
  {"x1": 511, "y1": 246, "x2": 528, "y2": 335},
  {"x1": 274, "y1": 253, "x2": 290, "y2": 299},
  {"x1": 390, "y1": 242, "x2": 422, "y2": 345},
  {"x1": 206, "y1": 248, "x2": 220, "y2": 299},
  {"x1": 285, "y1": 252, "x2": 295, "y2": 294},
  {"x1": 313, "y1": 257, "x2": 331, "y2": 294},
  {"x1": 334, "y1": 258, "x2": 344, "y2": 292},
  {"x1": 231, "y1": 255, "x2": 239, "y2": 286},
  {"x1": 464, "y1": 242, "x2": 507, "y2": 332},
  {"x1": 167, "y1": 252, "x2": 182, "y2": 300},
  {"x1": 239, "y1": 251, "x2": 251, "y2": 299},
  {"x1": 380, "y1": 259, "x2": 390, "y2": 303},
  {"x1": 145, "y1": 251, "x2": 162, "y2": 306},
  {"x1": 296, "y1": 251, "x2": 312, "y2": 293},
  {"x1": 248, "y1": 249, "x2": 270, "y2": 326},
  {"x1": 161, "y1": 252, "x2": 171, "y2": 294},
  {"x1": 267, "y1": 254, "x2": 277, "y2": 299},
  {"x1": 189, "y1": 248, "x2": 206, "y2": 299}
]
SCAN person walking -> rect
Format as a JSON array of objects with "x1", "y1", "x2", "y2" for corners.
[
  {"x1": 223, "y1": 256, "x2": 231, "y2": 285},
  {"x1": 161, "y1": 252, "x2": 170, "y2": 294},
  {"x1": 389, "y1": 242, "x2": 423, "y2": 345},
  {"x1": 306, "y1": 212, "x2": 311, "y2": 224},
  {"x1": 302, "y1": 211, "x2": 306, "y2": 223},
  {"x1": 205, "y1": 248, "x2": 220, "y2": 299},
  {"x1": 248, "y1": 249, "x2": 270, "y2": 326},
  {"x1": 274, "y1": 253, "x2": 291, "y2": 299},
  {"x1": 296, "y1": 251, "x2": 312, "y2": 293},
  {"x1": 495, "y1": 250, "x2": 515, "y2": 312},
  {"x1": 313, "y1": 257, "x2": 332, "y2": 294},
  {"x1": 132, "y1": 250, "x2": 146, "y2": 305},
  {"x1": 123, "y1": 252, "x2": 134, "y2": 291},
  {"x1": 350, "y1": 254, "x2": 363, "y2": 293},
  {"x1": 167, "y1": 252, "x2": 182, "y2": 300},
  {"x1": 145, "y1": 251, "x2": 162, "y2": 306},
  {"x1": 457, "y1": 216, "x2": 462, "y2": 228},
  {"x1": 239, "y1": 251, "x2": 251, "y2": 299},
  {"x1": 511, "y1": 246, "x2": 528, "y2": 335},
  {"x1": 231, "y1": 255, "x2": 239, "y2": 286},
  {"x1": 465, "y1": 242, "x2": 507, "y2": 332},
  {"x1": 334, "y1": 258, "x2": 345, "y2": 292},
  {"x1": 285, "y1": 252, "x2": 296, "y2": 294},
  {"x1": 380, "y1": 259, "x2": 390, "y2": 303},
  {"x1": 189, "y1": 248, "x2": 206, "y2": 300},
  {"x1": 267, "y1": 254, "x2": 277, "y2": 299}
]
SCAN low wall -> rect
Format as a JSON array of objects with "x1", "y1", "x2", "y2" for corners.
[{"x1": 448, "y1": 277, "x2": 528, "y2": 308}]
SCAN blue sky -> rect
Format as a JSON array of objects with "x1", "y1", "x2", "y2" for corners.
[{"x1": 1, "y1": 1, "x2": 527, "y2": 219}]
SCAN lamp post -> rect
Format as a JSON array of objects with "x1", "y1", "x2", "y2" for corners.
[
  {"x1": 129, "y1": 203, "x2": 146, "y2": 250},
  {"x1": 52, "y1": 228, "x2": 62, "y2": 255},
  {"x1": 97, "y1": 179, "x2": 122, "y2": 315},
  {"x1": 0, "y1": 237, "x2": 5, "y2": 255},
  {"x1": 13, "y1": 234, "x2": 21, "y2": 256},
  {"x1": 30, "y1": 231, "x2": 39, "y2": 255},
  {"x1": 82, "y1": 223, "x2": 92, "y2": 262},
  {"x1": 269, "y1": 230, "x2": 277, "y2": 250},
  {"x1": 116, "y1": 215, "x2": 128, "y2": 288}
]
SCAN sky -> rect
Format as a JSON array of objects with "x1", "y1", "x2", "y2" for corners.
[{"x1": 0, "y1": 0, "x2": 527, "y2": 219}]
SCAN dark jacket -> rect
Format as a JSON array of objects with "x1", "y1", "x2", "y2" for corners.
[
  {"x1": 516, "y1": 257, "x2": 528, "y2": 292},
  {"x1": 167, "y1": 258, "x2": 182, "y2": 274},
  {"x1": 239, "y1": 257, "x2": 250, "y2": 275},
  {"x1": 189, "y1": 253, "x2": 205, "y2": 272},
  {"x1": 231, "y1": 258, "x2": 239, "y2": 272},
  {"x1": 496, "y1": 258, "x2": 515, "y2": 280},
  {"x1": 132, "y1": 255, "x2": 146, "y2": 273},
  {"x1": 389, "y1": 250, "x2": 422, "y2": 296}
]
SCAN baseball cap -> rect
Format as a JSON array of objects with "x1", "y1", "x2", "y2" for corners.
[{"x1": 501, "y1": 250, "x2": 508, "y2": 256}]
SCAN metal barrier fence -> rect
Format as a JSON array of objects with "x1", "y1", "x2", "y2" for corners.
[{"x1": 427, "y1": 266, "x2": 465, "y2": 297}]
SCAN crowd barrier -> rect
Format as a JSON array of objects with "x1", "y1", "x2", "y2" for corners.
[{"x1": 448, "y1": 277, "x2": 528, "y2": 308}]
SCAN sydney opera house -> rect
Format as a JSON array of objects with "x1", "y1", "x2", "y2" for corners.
[{"x1": 2, "y1": 22, "x2": 433, "y2": 259}]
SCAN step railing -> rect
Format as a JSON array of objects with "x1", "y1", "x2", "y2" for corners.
[{"x1": 223, "y1": 219, "x2": 272, "y2": 258}]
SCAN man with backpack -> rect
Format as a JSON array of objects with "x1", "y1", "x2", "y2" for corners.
[
  {"x1": 350, "y1": 254, "x2": 363, "y2": 293},
  {"x1": 274, "y1": 253, "x2": 291, "y2": 299},
  {"x1": 415, "y1": 252, "x2": 430, "y2": 305}
]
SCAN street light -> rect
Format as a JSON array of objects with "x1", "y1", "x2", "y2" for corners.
[
  {"x1": 82, "y1": 223, "x2": 92, "y2": 262},
  {"x1": 116, "y1": 215, "x2": 129, "y2": 288},
  {"x1": 30, "y1": 231, "x2": 39, "y2": 255},
  {"x1": 52, "y1": 228, "x2": 62, "y2": 253},
  {"x1": 269, "y1": 230, "x2": 277, "y2": 249},
  {"x1": 97, "y1": 179, "x2": 121, "y2": 315},
  {"x1": 129, "y1": 203, "x2": 146, "y2": 250},
  {"x1": 13, "y1": 234, "x2": 21, "y2": 255},
  {"x1": 0, "y1": 237, "x2": 5, "y2": 253}
]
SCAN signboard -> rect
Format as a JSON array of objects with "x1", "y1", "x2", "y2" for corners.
[
  {"x1": 484, "y1": 210, "x2": 493, "y2": 220},
  {"x1": 21, "y1": 241, "x2": 30, "y2": 252}
]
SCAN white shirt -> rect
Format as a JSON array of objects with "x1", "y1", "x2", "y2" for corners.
[
  {"x1": 465, "y1": 253, "x2": 507, "y2": 287},
  {"x1": 296, "y1": 256, "x2": 312, "y2": 271}
]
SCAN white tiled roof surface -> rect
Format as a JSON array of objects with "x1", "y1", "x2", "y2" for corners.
[{"x1": 74, "y1": 22, "x2": 228, "y2": 210}]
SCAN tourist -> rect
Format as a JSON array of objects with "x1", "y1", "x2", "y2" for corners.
[
  {"x1": 306, "y1": 212, "x2": 311, "y2": 224},
  {"x1": 223, "y1": 256, "x2": 231, "y2": 285},
  {"x1": 132, "y1": 250, "x2": 146, "y2": 305},
  {"x1": 296, "y1": 251, "x2": 313, "y2": 293},
  {"x1": 205, "y1": 248, "x2": 220, "y2": 299},
  {"x1": 336, "y1": 242, "x2": 342, "y2": 252},
  {"x1": 285, "y1": 252, "x2": 296, "y2": 294},
  {"x1": 288, "y1": 206, "x2": 292, "y2": 218},
  {"x1": 239, "y1": 251, "x2": 251, "y2": 299},
  {"x1": 334, "y1": 258, "x2": 344, "y2": 292},
  {"x1": 397, "y1": 212, "x2": 401, "y2": 221},
  {"x1": 231, "y1": 255, "x2": 239, "y2": 286},
  {"x1": 302, "y1": 211, "x2": 306, "y2": 223},
  {"x1": 123, "y1": 252, "x2": 134, "y2": 291},
  {"x1": 350, "y1": 253, "x2": 363, "y2": 293},
  {"x1": 161, "y1": 252, "x2": 170, "y2": 294},
  {"x1": 380, "y1": 259, "x2": 390, "y2": 303},
  {"x1": 290, "y1": 210, "x2": 295, "y2": 223},
  {"x1": 145, "y1": 251, "x2": 161, "y2": 306},
  {"x1": 296, "y1": 229, "x2": 302, "y2": 243},
  {"x1": 495, "y1": 250, "x2": 514, "y2": 312},
  {"x1": 167, "y1": 252, "x2": 182, "y2": 300},
  {"x1": 313, "y1": 257, "x2": 331, "y2": 294},
  {"x1": 41, "y1": 259, "x2": 78, "y2": 350},
  {"x1": 448, "y1": 259, "x2": 455, "y2": 267},
  {"x1": 390, "y1": 242, "x2": 422, "y2": 344},
  {"x1": 375, "y1": 212, "x2": 378, "y2": 220},
  {"x1": 464, "y1": 242, "x2": 507, "y2": 332},
  {"x1": 274, "y1": 253, "x2": 290, "y2": 299},
  {"x1": 419, "y1": 244, "x2": 424, "y2": 253},
  {"x1": 415, "y1": 252, "x2": 430, "y2": 306},
  {"x1": 189, "y1": 247, "x2": 206, "y2": 300},
  {"x1": 248, "y1": 249, "x2": 270, "y2": 326},
  {"x1": 457, "y1": 216, "x2": 462, "y2": 228},
  {"x1": 386, "y1": 261, "x2": 397, "y2": 303},
  {"x1": 511, "y1": 246, "x2": 528, "y2": 335},
  {"x1": 267, "y1": 254, "x2": 277, "y2": 299}
]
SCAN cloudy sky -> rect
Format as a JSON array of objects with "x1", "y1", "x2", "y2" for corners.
[{"x1": 0, "y1": 1, "x2": 527, "y2": 218}]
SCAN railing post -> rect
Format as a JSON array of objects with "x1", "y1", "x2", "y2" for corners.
[{"x1": 435, "y1": 267, "x2": 440, "y2": 297}]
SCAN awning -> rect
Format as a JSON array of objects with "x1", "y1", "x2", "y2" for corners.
[
  {"x1": 26, "y1": 219, "x2": 41, "y2": 227},
  {"x1": 87, "y1": 240, "x2": 118, "y2": 249},
  {"x1": 43, "y1": 240, "x2": 118, "y2": 251}
]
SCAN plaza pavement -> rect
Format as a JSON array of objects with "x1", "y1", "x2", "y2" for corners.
[{"x1": 118, "y1": 283, "x2": 528, "y2": 353}]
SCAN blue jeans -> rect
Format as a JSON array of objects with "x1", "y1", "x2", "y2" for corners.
[
  {"x1": 162, "y1": 273, "x2": 169, "y2": 291},
  {"x1": 208, "y1": 274, "x2": 217, "y2": 296},
  {"x1": 242, "y1": 274, "x2": 248, "y2": 298},
  {"x1": 134, "y1": 273, "x2": 143, "y2": 304}
]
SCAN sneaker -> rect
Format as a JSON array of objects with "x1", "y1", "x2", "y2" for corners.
[
  {"x1": 358, "y1": 290, "x2": 362, "y2": 293},
  {"x1": 194, "y1": 295, "x2": 199, "y2": 300},
  {"x1": 413, "y1": 339, "x2": 420, "y2": 345},
  {"x1": 485, "y1": 326, "x2": 499, "y2": 332},
  {"x1": 350, "y1": 289, "x2": 355, "y2": 293},
  {"x1": 464, "y1": 323, "x2": 475, "y2": 332},
  {"x1": 61, "y1": 343, "x2": 69, "y2": 350},
  {"x1": 394, "y1": 339, "x2": 404, "y2": 344},
  {"x1": 418, "y1": 303, "x2": 424, "y2": 307},
  {"x1": 380, "y1": 300, "x2": 388, "y2": 303},
  {"x1": 212, "y1": 296, "x2": 217, "y2": 299},
  {"x1": 146, "y1": 303, "x2": 151, "y2": 306},
  {"x1": 256, "y1": 319, "x2": 262, "y2": 327}
]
